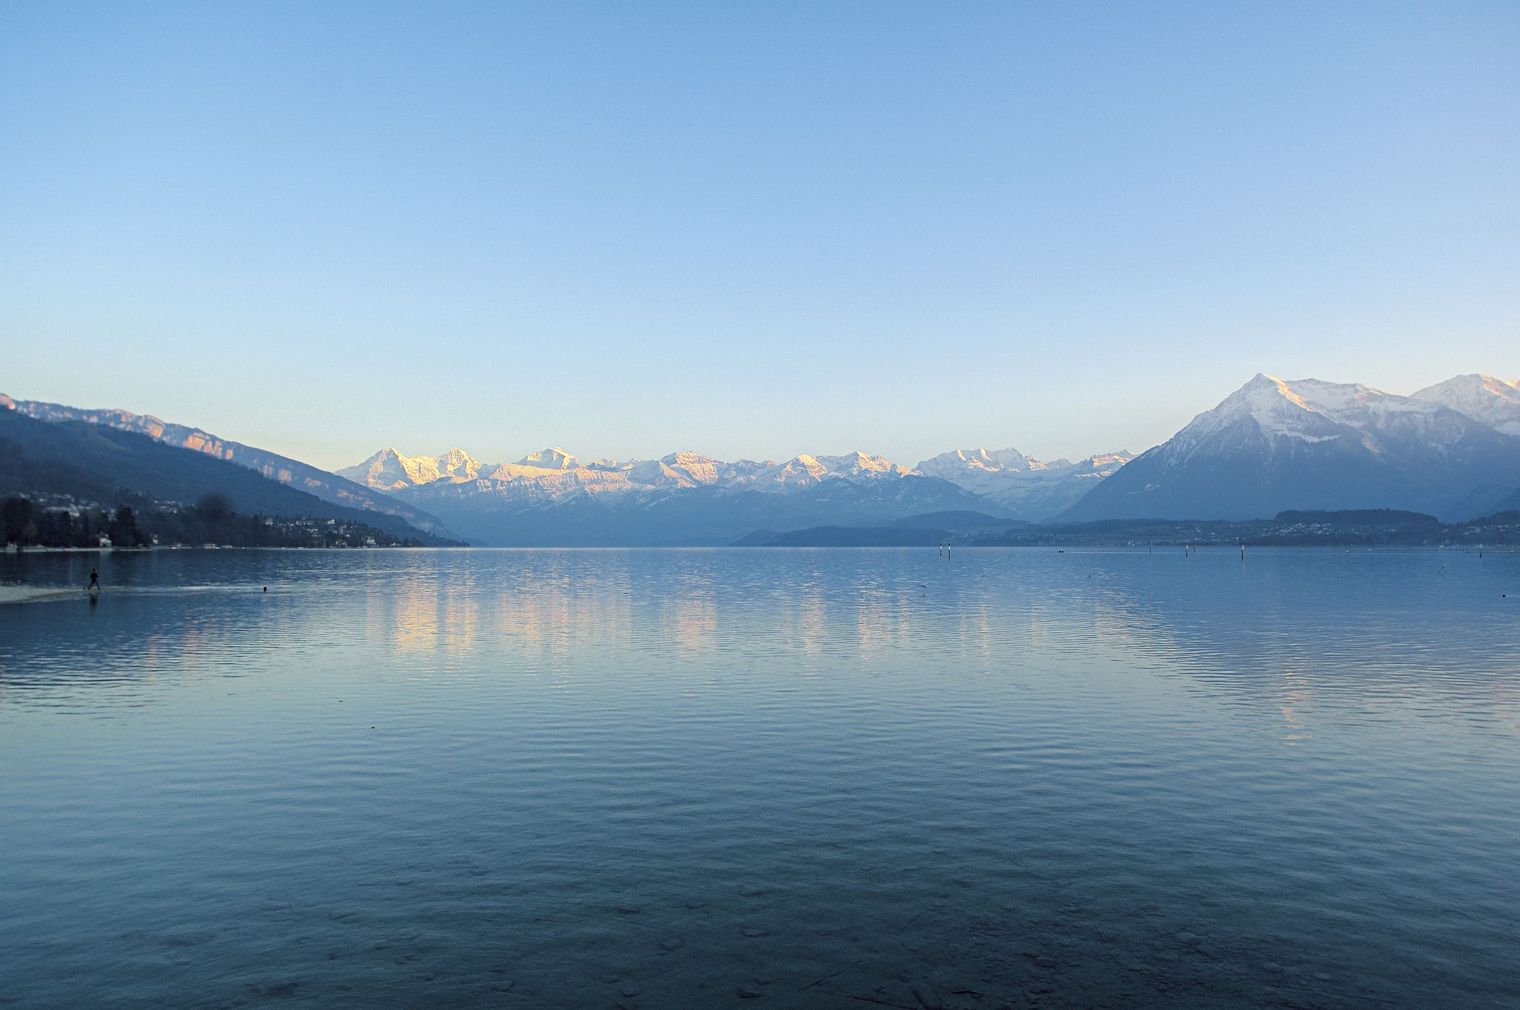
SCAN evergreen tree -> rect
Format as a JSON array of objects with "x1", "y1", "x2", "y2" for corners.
[
  {"x1": 109, "y1": 505, "x2": 142, "y2": 547},
  {"x1": 3, "y1": 496, "x2": 34, "y2": 544},
  {"x1": 196, "y1": 493, "x2": 232, "y2": 522}
]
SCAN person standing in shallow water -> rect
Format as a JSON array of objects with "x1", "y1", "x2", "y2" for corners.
[{"x1": 87, "y1": 568, "x2": 100, "y2": 591}]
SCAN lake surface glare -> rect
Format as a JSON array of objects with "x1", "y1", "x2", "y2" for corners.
[{"x1": 2, "y1": 547, "x2": 1518, "y2": 1009}]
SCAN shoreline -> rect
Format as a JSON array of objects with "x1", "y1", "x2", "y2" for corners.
[
  {"x1": 0, "y1": 585, "x2": 91, "y2": 606},
  {"x1": 3, "y1": 544, "x2": 445, "y2": 554}
]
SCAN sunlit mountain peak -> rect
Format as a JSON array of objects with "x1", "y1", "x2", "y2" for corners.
[{"x1": 516, "y1": 447, "x2": 578, "y2": 470}]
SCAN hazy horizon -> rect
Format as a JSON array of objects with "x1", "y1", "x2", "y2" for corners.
[{"x1": 5, "y1": 369, "x2": 1515, "y2": 474}]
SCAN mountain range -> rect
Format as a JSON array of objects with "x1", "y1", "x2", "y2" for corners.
[
  {"x1": 338, "y1": 448, "x2": 1011, "y2": 546},
  {"x1": 333, "y1": 446, "x2": 1132, "y2": 545},
  {"x1": 4, "y1": 370, "x2": 1518, "y2": 546},
  {"x1": 915, "y1": 448, "x2": 1132, "y2": 515},
  {"x1": 1065, "y1": 373, "x2": 1520, "y2": 522}
]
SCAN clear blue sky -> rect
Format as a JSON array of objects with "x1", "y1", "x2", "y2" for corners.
[{"x1": 3, "y1": 2, "x2": 1516, "y2": 470}]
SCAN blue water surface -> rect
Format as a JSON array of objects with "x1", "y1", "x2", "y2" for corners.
[{"x1": 2, "y1": 546, "x2": 1517, "y2": 1009}]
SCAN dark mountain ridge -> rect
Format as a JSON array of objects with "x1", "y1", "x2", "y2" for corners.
[
  {"x1": 1, "y1": 393, "x2": 454, "y2": 537},
  {"x1": 739, "y1": 508, "x2": 1519, "y2": 548},
  {"x1": 405, "y1": 476, "x2": 1008, "y2": 546},
  {"x1": 0, "y1": 410, "x2": 456, "y2": 545}
]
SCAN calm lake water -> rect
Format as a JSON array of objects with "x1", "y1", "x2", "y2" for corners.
[{"x1": 2, "y1": 547, "x2": 1518, "y2": 1009}]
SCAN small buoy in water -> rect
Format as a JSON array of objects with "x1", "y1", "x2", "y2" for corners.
[{"x1": 262, "y1": 586, "x2": 268, "y2": 593}]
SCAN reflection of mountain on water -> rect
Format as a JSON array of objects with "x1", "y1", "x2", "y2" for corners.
[
  {"x1": 1068, "y1": 548, "x2": 1520, "y2": 733},
  {"x1": 336, "y1": 548, "x2": 1520, "y2": 741},
  {"x1": 354, "y1": 552, "x2": 956, "y2": 670},
  {"x1": 5, "y1": 548, "x2": 1516, "y2": 733}
]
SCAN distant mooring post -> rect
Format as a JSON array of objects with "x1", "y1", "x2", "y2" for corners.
[{"x1": 1240, "y1": 543, "x2": 1245, "y2": 560}]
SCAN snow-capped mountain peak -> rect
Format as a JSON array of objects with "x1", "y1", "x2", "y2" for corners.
[
  {"x1": 913, "y1": 445, "x2": 1130, "y2": 515},
  {"x1": 1170, "y1": 374, "x2": 1452, "y2": 453},
  {"x1": 1066, "y1": 372, "x2": 1520, "y2": 522},
  {"x1": 340, "y1": 448, "x2": 421, "y2": 489},
  {"x1": 917, "y1": 447, "x2": 1032, "y2": 477},
  {"x1": 815, "y1": 451, "x2": 914, "y2": 478},
  {"x1": 516, "y1": 447, "x2": 577, "y2": 470},
  {"x1": 437, "y1": 447, "x2": 482, "y2": 477},
  {"x1": 338, "y1": 447, "x2": 482, "y2": 489},
  {"x1": 1217, "y1": 372, "x2": 1322, "y2": 417},
  {"x1": 618, "y1": 452, "x2": 723, "y2": 488},
  {"x1": 1084, "y1": 451, "x2": 1133, "y2": 468},
  {"x1": 735, "y1": 451, "x2": 915, "y2": 487},
  {"x1": 1412, "y1": 373, "x2": 1520, "y2": 436},
  {"x1": 658, "y1": 451, "x2": 721, "y2": 485},
  {"x1": 755, "y1": 455, "x2": 833, "y2": 485}
]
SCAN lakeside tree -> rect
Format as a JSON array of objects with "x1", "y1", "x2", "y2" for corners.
[
  {"x1": 0, "y1": 493, "x2": 422, "y2": 549},
  {"x1": 197, "y1": 493, "x2": 233, "y2": 522},
  {"x1": 3, "y1": 496, "x2": 34, "y2": 544},
  {"x1": 109, "y1": 506, "x2": 143, "y2": 547}
]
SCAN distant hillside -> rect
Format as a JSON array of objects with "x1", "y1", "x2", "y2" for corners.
[
  {"x1": 976, "y1": 510, "x2": 1513, "y2": 547},
  {"x1": 890, "y1": 510, "x2": 1023, "y2": 530},
  {"x1": 1485, "y1": 486, "x2": 1520, "y2": 515},
  {"x1": 738, "y1": 510, "x2": 1028, "y2": 546},
  {"x1": 2, "y1": 494, "x2": 437, "y2": 549},
  {"x1": 0, "y1": 410, "x2": 457, "y2": 545},
  {"x1": 407, "y1": 477, "x2": 1005, "y2": 546},
  {"x1": 1, "y1": 393, "x2": 454, "y2": 537},
  {"x1": 738, "y1": 508, "x2": 1519, "y2": 548},
  {"x1": 743, "y1": 526, "x2": 951, "y2": 547}
]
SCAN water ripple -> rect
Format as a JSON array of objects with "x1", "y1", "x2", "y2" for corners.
[{"x1": 1, "y1": 547, "x2": 1518, "y2": 1008}]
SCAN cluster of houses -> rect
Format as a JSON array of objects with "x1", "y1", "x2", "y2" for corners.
[{"x1": 4, "y1": 497, "x2": 386, "y2": 551}]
